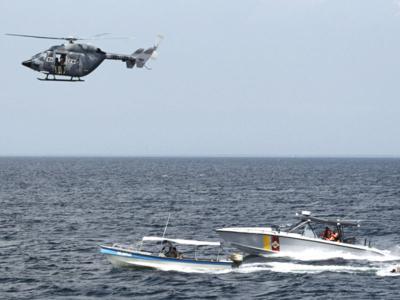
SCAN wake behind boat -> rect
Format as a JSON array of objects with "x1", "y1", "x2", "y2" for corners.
[
  {"x1": 100, "y1": 236, "x2": 242, "y2": 272},
  {"x1": 217, "y1": 211, "x2": 388, "y2": 258}
]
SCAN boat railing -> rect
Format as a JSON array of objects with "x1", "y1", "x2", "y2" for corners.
[
  {"x1": 364, "y1": 238, "x2": 373, "y2": 248},
  {"x1": 288, "y1": 220, "x2": 309, "y2": 233},
  {"x1": 271, "y1": 225, "x2": 281, "y2": 233}
]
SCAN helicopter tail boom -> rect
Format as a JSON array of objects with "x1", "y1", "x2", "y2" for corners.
[
  {"x1": 105, "y1": 35, "x2": 163, "y2": 69},
  {"x1": 105, "y1": 47, "x2": 156, "y2": 69},
  {"x1": 105, "y1": 53, "x2": 138, "y2": 68}
]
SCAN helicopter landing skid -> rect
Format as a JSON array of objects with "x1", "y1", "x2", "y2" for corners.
[{"x1": 37, "y1": 75, "x2": 84, "y2": 82}]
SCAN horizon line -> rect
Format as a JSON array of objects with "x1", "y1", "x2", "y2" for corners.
[{"x1": 0, "y1": 155, "x2": 400, "y2": 159}]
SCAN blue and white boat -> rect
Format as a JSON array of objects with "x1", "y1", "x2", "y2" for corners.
[{"x1": 100, "y1": 236, "x2": 242, "y2": 272}]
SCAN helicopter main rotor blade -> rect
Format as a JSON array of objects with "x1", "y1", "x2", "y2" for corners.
[
  {"x1": 83, "y1": 33, "x2": 135, "y2": 41},
  {"x1": 85, "y1": 37, "x2": 135, "y2": 41},
  {"x1": 91, "y1": 33, "x2": 111, "y2": 38},
  {"x1": 5, "y1": 33, "x2": 80, "y2": 41},
  {"x1": 6, "y1": 33, "x2": 134, "y2": 42}
]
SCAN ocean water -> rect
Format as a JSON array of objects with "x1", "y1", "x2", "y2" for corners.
[{"x1": 1, "y1": 157, "x2": 400, "y2": 299}]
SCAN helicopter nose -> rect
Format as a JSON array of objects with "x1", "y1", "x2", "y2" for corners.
[{"x1": 22, "y1": 59, "x2": 33, "y2": 68}]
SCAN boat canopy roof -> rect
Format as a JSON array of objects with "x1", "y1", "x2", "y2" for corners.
[
  {"x1": 297, "y1": 212, "x2": 360, "y2": 227},
  {"x1": 142, "y1": 236, "x2": 221, "y2": 246}
]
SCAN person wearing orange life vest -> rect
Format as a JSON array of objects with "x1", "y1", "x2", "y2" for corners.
[
  {"x1": 329, "y1": 231, "x2": 340, "y2": 242},
  {"x1": 321, "y1": 227, "x2": 332, "y2": 240}
]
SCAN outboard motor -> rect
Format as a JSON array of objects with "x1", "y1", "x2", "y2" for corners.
[{"x1": 229, "y1": 253, "x2": 243, "y2": 267}]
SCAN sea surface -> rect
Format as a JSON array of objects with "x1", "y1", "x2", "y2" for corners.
[{"x1": 1, "y1": 157, "x2": 400, "y2": 299}]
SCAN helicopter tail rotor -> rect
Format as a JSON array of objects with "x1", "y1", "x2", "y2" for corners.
[
  {"x1": 149, "y1": 35, "x2": 163, "y2": 61},
  {"x1": 155, "y1": 34, "x2": 164, "y2": 48},
  {"x1": 137, "y1": 34, "x2": 163, "y2": 67},
  {"x1": 126, "y1": 34, "x2": 163, "y2": 68}
]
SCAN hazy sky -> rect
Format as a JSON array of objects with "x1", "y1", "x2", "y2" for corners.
[{"x1": 1, "y1": 0, "x2": 400, "y2": 156}]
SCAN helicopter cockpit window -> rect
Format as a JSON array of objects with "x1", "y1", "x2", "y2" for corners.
[{"x1": 45, "y1": 51, "x2": 54, "y2": 63}]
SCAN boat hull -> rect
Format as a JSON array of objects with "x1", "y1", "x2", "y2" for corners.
[
  {"x1": 100, "y1": 246, "x2": 233, "y2": 271},
  {"x1": 217, "y1": 228, "x2": 386, "y2": 258}
]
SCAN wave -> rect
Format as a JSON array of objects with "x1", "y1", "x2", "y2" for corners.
[
  {"x1": 144, "y1": 253, "x2": 400, "y2": 275},
  {"x1": 260, "y1": 249, "x2": 399, "y2": 262},
  {"x1": 254, "y1": 262, "x2": 373, "y2": 274},
  {"x1": 152, "y1": 261, "x2": 376, "y2": 275},
  {"x1": 376, "y1": 267, "x2": 400, "y2": 277}
]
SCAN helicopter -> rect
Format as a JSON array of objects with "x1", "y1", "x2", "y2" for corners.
[{"x1": 6, "y1": 33, "x2": 163, "y2": 82}]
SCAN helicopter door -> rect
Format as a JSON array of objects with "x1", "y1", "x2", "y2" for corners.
[{"x1": 55, "y1": 53, "x2": 67, "y2": 75}]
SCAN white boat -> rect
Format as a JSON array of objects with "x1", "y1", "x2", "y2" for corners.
[
  {"x1": 217, "y1": 211, "x2": 388, "y2": 258},
  {"x1": 100, "y1": 236, "x2": 242, "y2": 272}
]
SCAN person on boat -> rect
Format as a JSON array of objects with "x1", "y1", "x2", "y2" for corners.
[
  {"x1": 321, "y1": 227, "x2": 332, "y2": 240},
  {"x1": 329, "y1": 231, "x2": 340, "y2": 242},
  {"x1": 161, "y1": 241, "x2": 181, "y2": 258},
  {"x1": 161, "y1": 241, "x2": 173, "y2": 256}
]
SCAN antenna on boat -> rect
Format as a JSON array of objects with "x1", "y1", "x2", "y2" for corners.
[{"x1": 162, "y1": 213, "x2": 171, "y2": 239}]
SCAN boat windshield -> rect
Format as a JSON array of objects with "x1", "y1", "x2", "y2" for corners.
[
  {"x1": 288, "y1": 221, "x2": 318, "y2": 238},
  {"x1": 303, "y1": 223, "x2": 317, "y2": 238}
]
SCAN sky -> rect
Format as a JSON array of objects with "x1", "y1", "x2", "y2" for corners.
[{"x1": 1, "y1": 0, "x2": 400, "y2": 157}]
